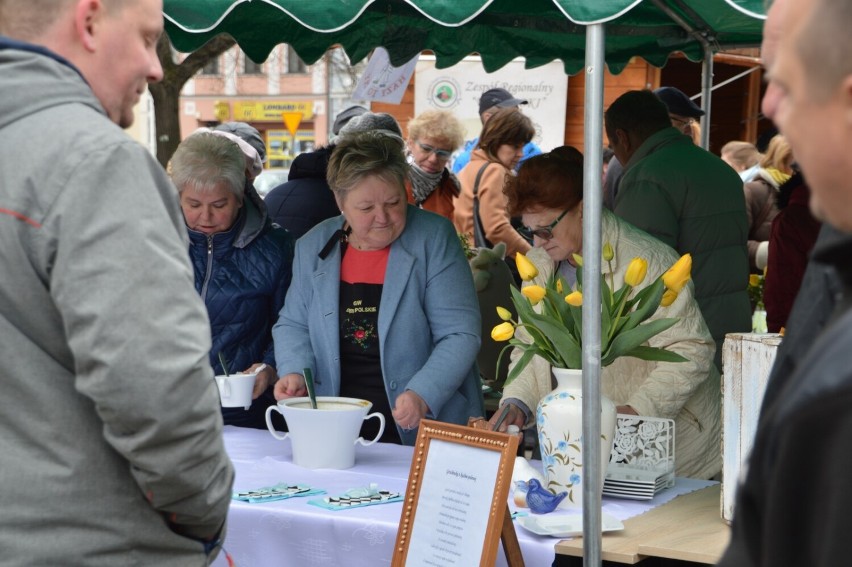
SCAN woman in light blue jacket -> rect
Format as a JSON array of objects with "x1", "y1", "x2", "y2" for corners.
[{"x1": 272, "y1": 130, "x2": 484, "y2": 445}]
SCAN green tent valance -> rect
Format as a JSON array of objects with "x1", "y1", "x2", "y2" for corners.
[{"x1": 163, "y1": 0, "x2": 765, "y2": 74}]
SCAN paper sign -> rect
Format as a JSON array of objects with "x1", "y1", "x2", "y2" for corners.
[
  {"x1": 352, "y1": 47, "x2": 419, "y2": 104},
  {"x1": 406, "y1": 440, "x2": 500, "y2": 565},
  {"x1": 391, "y1": 420, "x2": 519, "y2": 567}
]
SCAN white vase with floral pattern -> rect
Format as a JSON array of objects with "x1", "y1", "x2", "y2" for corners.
[{"x1": 536, "y1": 367, "x2": 617, "y2": 509}]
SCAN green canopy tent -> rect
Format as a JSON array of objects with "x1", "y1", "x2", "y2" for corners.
[{"x1": 163, "y1": 1, "x2": 766, "y2": 563}]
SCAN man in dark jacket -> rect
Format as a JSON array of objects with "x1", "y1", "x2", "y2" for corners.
[
  {"x1": 607, "y1": 90, "x2": 751, "y2": 371},
  {"x1": 264, "y1": 107, "x2": 367, "y2": 239},
  {"x1": 719, "y1": 0, "x2": 852, "y2": 564},
  {"x1": 603, "y1": 86, "x2": 705, "y2": 211},
  {"x1": 265, "y1": 145, "x2": 340, "y2": 239}
]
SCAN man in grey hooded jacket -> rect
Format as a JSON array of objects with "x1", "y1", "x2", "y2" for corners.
[{"x1": 0, "y1": 0, "x2": 234, "y2": 564}]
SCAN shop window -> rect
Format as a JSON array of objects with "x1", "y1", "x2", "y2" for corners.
[
  {"x1": 201, "y1": 56, "x2": 220, "y2": 76},
  {"x1": 243, "y1": 53, "x2": 263, "y2": 75},
  {"x1": 267, "y1": 129, "x2": 315, "y2": 168},
  {"x1": 287, "y1": 48, "x2": 307, "y2": 74}
]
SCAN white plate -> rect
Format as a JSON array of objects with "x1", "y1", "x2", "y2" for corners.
[
  {"x1": 602, "y1": 490, "x2": 655, "y2": 501},
  {"x1": 517, "y1": 513, "x2": 624, "y2": 538}
]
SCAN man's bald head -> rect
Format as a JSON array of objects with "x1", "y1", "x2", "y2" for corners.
[
  {"x1": 760, "y1": 0, "x2": 788, "y2": 119},
  {"x1": 0, "y1": 0, "x2": 127, "y2": 40}
]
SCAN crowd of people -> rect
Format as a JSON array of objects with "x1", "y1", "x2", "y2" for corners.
[{"x1": 2, "y1": 0, "x2": 849, "y2": 563}]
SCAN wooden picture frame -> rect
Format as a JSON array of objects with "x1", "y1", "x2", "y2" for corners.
[{"x1": 391, "y1": 419, "x2": 520, "y2": 567}]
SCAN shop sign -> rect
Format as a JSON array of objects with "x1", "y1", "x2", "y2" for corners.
[
  {"x1": 415, "y1": 57, "x2": 567, "y2": 153},
  {"x1": 213, "y1": 101, "x2": 231, "y2": 122},
  {"x1": 233, "y1": 101, "x2": 314, "y2": 122}
]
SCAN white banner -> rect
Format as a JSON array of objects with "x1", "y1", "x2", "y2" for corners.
[
  {"x1": 414, "y1": 57, "x2": 568, "y2": 153},
  {"x1": 352, "y1": 47, "x2": 419, "y2": 105}
]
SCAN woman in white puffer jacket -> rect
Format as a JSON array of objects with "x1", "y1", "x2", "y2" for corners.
[{"x1": 488, "y1": 148, "x2": 721, "y2": 479}]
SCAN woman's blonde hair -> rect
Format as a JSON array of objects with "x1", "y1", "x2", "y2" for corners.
[
  {"x1": 406, "y1": 110, "x2": 466, "y2": 151},
  {"x1": 760, "y1": 135, "x2": 794, "y2": 175},
  {"x1": 721, "y1": 141, "x2": 762, "y2": 170}
]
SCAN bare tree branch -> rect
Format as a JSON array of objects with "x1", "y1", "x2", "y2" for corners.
[{"x1": 148, "y1": 33, "x2": 238, "y2": 167}]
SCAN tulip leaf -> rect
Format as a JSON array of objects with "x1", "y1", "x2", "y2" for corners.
[
  {"x1": 602, "y1": 317, "x2": 679, "y2": 363},
  {"x1": 612, "y1": 283, "x2": 633, "y2": 309},
  {"x1": 620, "y1": 278, "x2": 665, "y2": 333},
  {"x1": 619, "y1": 345, "x2": 689, "y2": 363},
  {"x1": 545, "y1": 286, "x2": 572, "y2": 330},
  {"x1": 600, "y1": 291, "x2": 612, "y2": 352},
  {"x1": 504, "y1": 348, "x2": 538, "y2": 387},
  {"x1": 568, "y1": 303, "x2": 583, "y2": 339},
  {"x1": 521, "y1": 310, "x2": 582, "y2": 369},
  {"x1": 600, "y1": 275, "x2": 613, "y2": 311}
]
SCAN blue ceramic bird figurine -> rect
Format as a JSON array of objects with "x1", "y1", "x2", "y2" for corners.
[
  {"x1": 524, "y1": 478, "x2": 568, "y2": 514},
  {"x1": 513, "y1": 480, "x2": 530, "y2": 508}
]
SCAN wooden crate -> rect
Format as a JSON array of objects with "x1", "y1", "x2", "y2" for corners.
[{"x1": 721, "y1": 332, "x2": 782, "y2": 522}]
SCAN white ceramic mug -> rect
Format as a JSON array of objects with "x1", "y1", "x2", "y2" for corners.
[
  {"x1": 265, "y1": 396, "x2": 385, "y2": 469},
  {"x1": 215, "y1": 373, "x2": 256, "y2": 410}
]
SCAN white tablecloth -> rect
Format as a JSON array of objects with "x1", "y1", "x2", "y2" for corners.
[{"x1": 212, "y1": 426, "x2": 715, "y2": 567}]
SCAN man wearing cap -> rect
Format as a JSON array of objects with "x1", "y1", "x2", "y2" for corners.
[
  {"x1": 603, "y1": 86, "x2": 705, "y2": 209},
  {"x1": 606, "y1": 89, "x2": 751, "y2": 371},
  {"x1": 451, "y1": 87, "x2": 542, "y2": 174},
  {"x1": 655, "y1": 86, "x2": 704, "y2": 141}
]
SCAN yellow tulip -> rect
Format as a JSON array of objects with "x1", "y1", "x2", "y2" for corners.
[
  {"x1": 571, "y1": 253, "x2": 584, "y2": 267},
  {"x1": 565, "y1": 291, "x2": 583, "y2": 307},
  {"x1": 496, "y1": 306, "x2": 513, "y2": 321},
  {"x1": 663, "y1": 253, "x2": 692, "y2": 293},
  {"x1": 515, "y1": 252, "x2": 539, "y2": 281},
  {"x1": 491, "y1": 322, "x2": 515, "y2": 342},
  {"x1": 660, "y1": 289, "x2": 678, "y2": 307},
  {"x1": 522, "y1": 285, "x2": 546, "y2": 305},
  {"x1": 624, "y1": 257, "x2": 648, "y2": 287},
  {"x1": 603, "y1": 242, "x2": 614, "y2": 262},
  {"x1": 556, "y1": 279, "x2": 564, "y2": 294},
  {"x1": 749, "y1": 274, "x2": 760, "y2": 288}
]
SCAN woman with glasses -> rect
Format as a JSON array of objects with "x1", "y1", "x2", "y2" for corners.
[
  {"x1": 404, "y1": 110, "x2": 466, "y2": 220},
  {"x1": 455, "y1": 107, "x2": 535, "y2": 259},
  {"x1": 488, "y1": 147, "x2": 722, "y2": 479}
]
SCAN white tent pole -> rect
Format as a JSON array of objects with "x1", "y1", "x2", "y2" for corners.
[
  {"x1": 649, "y1": 0, "x2": 716, "y2": 150},
  {"x1": 582, "y1": 21, "x2": 605, "y2": 567},
  {"x1": 700, "y1": 45, "x2": 714, "y2": 150}
]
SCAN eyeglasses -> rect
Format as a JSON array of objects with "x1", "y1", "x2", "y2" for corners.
[
  {"x1": 669, "y1": 115, "x2": 696, "y2": 129},
  {"x1": 416, "y1": 141, "x2": 453, "y2": 161},
  {"x1": 520, "y1": 207, "x2": 571, "y2": 241}
]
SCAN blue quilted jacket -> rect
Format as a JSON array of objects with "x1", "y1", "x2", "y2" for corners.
[{"x1": 187, "y1": 189, "x2": 294, "y2": 427}]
